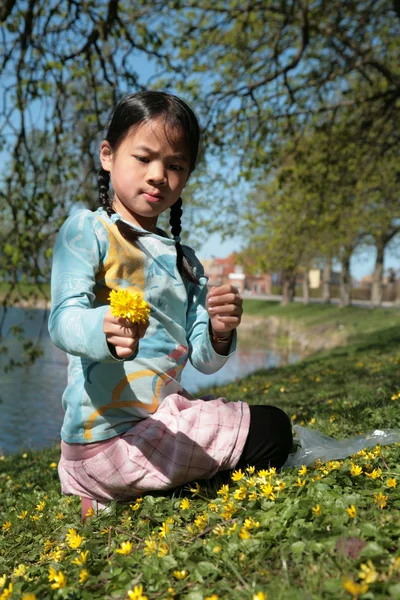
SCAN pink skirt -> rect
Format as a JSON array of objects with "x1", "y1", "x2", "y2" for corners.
[{"x1": 58, "y1": 393, "x2": 250, "y2": 502}]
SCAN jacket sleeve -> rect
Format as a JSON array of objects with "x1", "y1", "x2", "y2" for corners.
[
  {"x1": 48, "y1": 210, "x2": 126, "y2": 362},
  {"x1": 183, "y1": 246, "x2": 236, "y2": 374}
]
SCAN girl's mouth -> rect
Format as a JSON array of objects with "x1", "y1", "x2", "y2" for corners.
[{"x1": 143, "y1": 192, "x2": 163, "y2": 203}]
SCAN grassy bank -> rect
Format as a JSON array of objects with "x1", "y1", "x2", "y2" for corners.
[{"x1": 1, "y1": 307, "x2": 400, "y2": 599}]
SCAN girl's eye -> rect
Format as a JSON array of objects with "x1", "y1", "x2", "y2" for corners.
[
  {"x1": 169, "y1": 164, "x2": 184, "y2": 172},
  {"x1": 134, "y1": 156, "x2": 149, "y2": 163}
]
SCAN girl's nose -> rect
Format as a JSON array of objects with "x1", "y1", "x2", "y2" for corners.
[{"x1": 147, "y1": 162, "x2": 166, "y2": 185}]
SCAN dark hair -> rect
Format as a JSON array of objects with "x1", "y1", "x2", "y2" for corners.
[{"x1": 98, "y1": 90, "x2": 200, "y2": 283}]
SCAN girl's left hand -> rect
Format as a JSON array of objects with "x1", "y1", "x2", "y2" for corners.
[{"x1": 206, "y1": 284, "x2": 243, "y2": 336}]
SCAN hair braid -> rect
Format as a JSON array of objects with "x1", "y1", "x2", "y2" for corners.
[
  {"x1": 98, "y1": 168, "x2": 114, "y2": 217},
  {"x1": 170, "y1": 198, "x2": 199, "y2": 284}
]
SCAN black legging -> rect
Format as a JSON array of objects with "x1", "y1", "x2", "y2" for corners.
[{"x1": 235, "y1": 405, "x2": 293, "y2": 471}]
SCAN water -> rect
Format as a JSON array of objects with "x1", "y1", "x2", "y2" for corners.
[{"x1": 0, "y1": 308, "x2": 297, "y2": 455}]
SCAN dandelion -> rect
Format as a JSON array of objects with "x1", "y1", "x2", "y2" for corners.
[
  {"x1": 35, "y1": 500, "x2": 46, "y2": 511},
  {"x1": 298, "y1": 465, "x2": 307, "y2": 476},
  {"x1": 66, "y1": 528, "x2": 85, "y2": 549},
  {"x1": 342, "y1": 579, "x2": 368, "y2": 598},
  {"x1": 346, "y1": 505, "x2": 357, "y2": 519},
  {"x1": 231, "y1": 469, "x2": 245, "y2": 481},
  {"x1": 17, "y1": 511, "x2": 28, "y2": 520},
  {"x1": 173, "y1": 570, "x2": 188, "y2": 580},
  {"x1": 72, "y1": 550, "x2": 89, "y2": 566},
  {"x1": 127, "y1": 585, "x2": 148, "y2": 600},
  {"x1": 350, "y1": 463, "x2": 363, "y2": 476},
  {"x1": 108, "y1": 289, "x2": 150, "y2": 323},
  {"x1": 358, "y1": 560, "x2": 379, "y2": 584},
  {"x1": 253, "y1": 593, "x2": 267, "y2": 600},
  {"x1": 130, "y1": 500, "x2": 142, "y2": 512},
  {"x1": 386, "y1": 478, "x2": 397, "y2": 488},
  {"x1": 48, "y1": 567, "x2": 67, "y2": 590},
  {"x1": 312, "y1": 505, "x2": 321, "y2": 517},
  {"x1": 116, "y1": 541, "x2": 133, "y2": 555},
  {"x1": 373, "y1": 492, "x2": 388, "y2": 509},
  {"x1": 1, "y1": 522, "x2": 11, "y2": 532},
  {"x1": 180, "y1": 498, "x2": 190, "y2": 510}
]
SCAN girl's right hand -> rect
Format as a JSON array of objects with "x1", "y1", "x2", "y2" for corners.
[{"x1": 103, "y1": 309, "x2": 149, "y2": 358}]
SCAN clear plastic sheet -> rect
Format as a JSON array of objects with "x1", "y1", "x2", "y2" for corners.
[{"x1": 283, "y1": 425, "x2": 400, "y2": 468}]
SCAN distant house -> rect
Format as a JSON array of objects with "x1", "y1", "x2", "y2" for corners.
[{"x1": 200, "y1": 253, "x2": 272, "y2": 294}]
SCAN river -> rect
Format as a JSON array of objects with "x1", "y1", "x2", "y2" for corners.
[{"x1": 0, "y1": 307, "x2": 299, "y2": 455}]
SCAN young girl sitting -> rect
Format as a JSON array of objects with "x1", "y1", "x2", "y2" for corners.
[{"x1": 48, "y1": 91, "x2": 292, "y2": 516}]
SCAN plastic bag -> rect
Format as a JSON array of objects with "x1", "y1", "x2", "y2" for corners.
[{"x1": 283, "y1": 425, "x2": 400, "y2": 468}]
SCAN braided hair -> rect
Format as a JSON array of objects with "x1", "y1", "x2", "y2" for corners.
[{"x1": 97, "y1": 91, "x2": 200, "y2": 284}]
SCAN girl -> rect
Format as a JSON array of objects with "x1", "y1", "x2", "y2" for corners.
[{"x1": 49, "y1": 91, "x2": 292, "y2": 516}]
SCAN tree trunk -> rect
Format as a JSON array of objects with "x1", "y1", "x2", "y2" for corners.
[
  {"x1": 339, "y1": 252, "x2": 352, "y2": 307},
  {"x1": 281, "y1": 270, "x2": 297, "y2": 305},
  {"x1": 371, "y1": 242, "x2": 385, "y2": 307},
  {"x1": 322, "y1": 259, "x2": 331, "y2": 303},
  {"x1": 302, "y1": 271, "x2": 310, "y2": 304}
]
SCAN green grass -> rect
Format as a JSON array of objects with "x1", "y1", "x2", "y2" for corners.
[{"x1": 1, "y1": 313, "x2": 400, "y2": 599}]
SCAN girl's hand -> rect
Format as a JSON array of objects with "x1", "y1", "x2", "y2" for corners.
[
  {"x1": 206, "y1": 284, "x2": 243, "y2": 338},
  {"x1": 103, "y1": 309, "x2": 149, "y2": 358}
]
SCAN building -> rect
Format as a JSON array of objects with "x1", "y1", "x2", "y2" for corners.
[{"x1": 200, "y1": 253, "x2": 272, "y2": 294}]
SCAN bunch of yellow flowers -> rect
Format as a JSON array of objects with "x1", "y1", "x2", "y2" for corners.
[{"x1": 108, "y1": 289, "x2": 150, "y2": 324}]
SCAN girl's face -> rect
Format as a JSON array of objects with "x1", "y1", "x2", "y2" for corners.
[{"x1": 100, "y1": 117, "x2": 190, "y2": 231}]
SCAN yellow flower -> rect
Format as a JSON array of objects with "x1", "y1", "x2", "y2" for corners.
[
  {"x1": 217, "y1": 484, "x2": 229, "y2": 501},
  {"x1": 253, "y1": 593, "x2": 267, "y2": 600},
  {"x1": 312, "y1": 505, "x2": 321, "y2": 517},
  {"x1": 346, "y1": 505, "x2": 357, "y2": 519},
  {"x1": 194, "y1": 513, "x2": 208, "y2": 530},
  {"x1": 1, "y1": 522, "x2": 11, "y2": 532},
  {"x1": 220, "y1": 501, "x2": 237, "y2": 519},
  {"x1": 48, "y1": 546, "x2": 64, "y2": 562},
  {"x1": 386, "y1": 478, "x2": 397, "y2": 488},
  {"x1": 116, "y1": 541, "x2": 133, "y2": 555},
  {"x1": 246, "y1": 466, "x2": 255, "y2": 474},
  {"x1": 298, "y1": 465, "x2": 307, "y2": 476},
  {"x1": 12, "y1": 564, "x2": 26, "y2": 577},
  {"x1": 0, "y1": 583, "x2": 12, "y2": 599},
  {"x1": 48, "y1": 567, "x2": 67, "y2": 590},
  {"x1": 0, "y1": 575, "x2": 6, "y2": 589},
  {"x1": 342, "y1": 579, "x2": 368, "y2": 597},
  {"x1": 208, "y1": 501, "x2": 218, "y2": 512},
  {"x1": 130, "y1": 498, "x2": 143, "y2": 511},
  {"x1": 85, "y1": 507, "x2": 96, "y2": 518},
  {"x1": 50, "y1": 462, "x2": 57, "y2": 468},
  {"x1": 213, "y1": 525, "x2": 225, "y2": 537},
  {"x1": 66, "y1": 528, "x2": 85, "y2": 549},
  {"x1": 295, "y1": 478, "x2": 306, "y2": 487},
  {"x1": 22, "y1": 453, "x2": 28, "y2": 458},
  {"x1": 309, "y1": 417, "x2": 316, "y2": 425},
  {"x1": 35, "y1": 500, "x2": 46, "y2": 511},
  {"x1": 248, "y1": 490, "x2": 258, "y2": 501},
  {"x1": 260, "y1": 482, "x2": 275, "y2": 498},
  {"x1": 365, "y1": 468, "x2": 382, "y2": 480},
  {"x1": 72, "y1": 550, "x2": 89, "y2": 566},
  {"x1": 243, "y1": 517, "x2": 260, "y2": 530},
  {"x1": 21, "y1": 594, "x2": 36, "y2": 600},
  {"x1": 127, "y1": 585, "x2": 149, "y2": 600},
  {"x1": 159, "y1": 521, "x2": 171, "y2": 538},
  {"x1": 55, "y1": 512, "x2": 64, "y2": 520},
  {"x1": 79, "y1": 569, "x2": 89, "y2": 583},
  {"x1": 373, "y1": 492, "x2": 388, "y2": 509},
  {"x1": 205, "y1": 595, "x2": 219, "y2": 600},
  {"x1": 358, "y1": 560, "x2": 379, "y2": 584},
  {"x1": 189, "y1": 482, "x2": 201, "y2": 496},
  {"x1": 143, "y1": 539, "x2": 157, "y2": 556},
  {"x1": 234, "y1": 486, "x2": 247, "y2": 500},
  {"x1": 213, "y1": 545, "x2": 221, "y2": 553},
  {"x1": 231, "y1": 469, "x2": 245, "y2": 481},
  {"x1": 17, "y1": 511, "x2": 28, "y2": 520},
  {"x1": 173, "y1": 570, "x2": 188, "y2": 580},
  {"x1": 109, "y1": 289, "x2": 150, "y2": 323},
  {"x1": 158, "y1": 542, "x2": 169, "y2": 557},
  {"x1": 239, "y1": 527, "x2": 251, "y2": 540},
  {"x1": 350, "y1": 464, "x2": 363, "y2": 476}
]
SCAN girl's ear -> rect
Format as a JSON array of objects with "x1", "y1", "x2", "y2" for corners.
[{"x1": 100, "y1": 141, "x2": 113, "y2": 172}]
